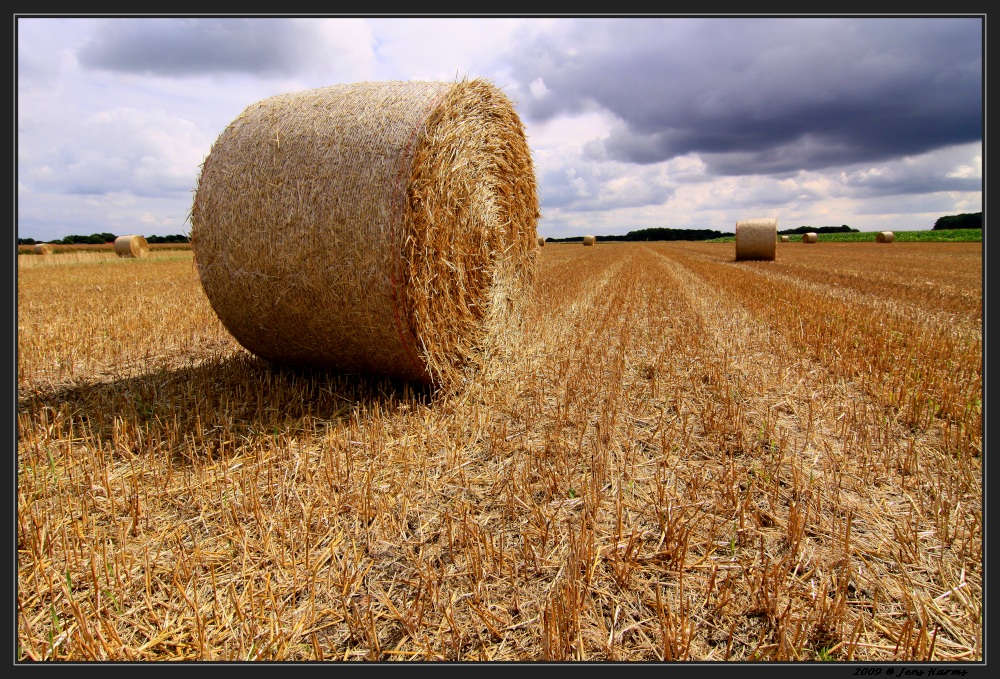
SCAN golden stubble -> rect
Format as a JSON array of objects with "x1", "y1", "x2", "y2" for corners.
[{"x1": 17, "y1": 242, "x2": 982, "y2": 661}]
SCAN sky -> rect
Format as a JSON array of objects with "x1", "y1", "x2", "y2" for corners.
[{"x1": 15, "y1": 15, "x2": 984, "y2": 242}]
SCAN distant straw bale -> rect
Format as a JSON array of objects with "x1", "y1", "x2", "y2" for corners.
[
  {"x1": 735, "y1": 218, "x2": 777, "y2": 261},
  {"x1": 114, "y1": 235, "x2": 149, "y2": 258},
  {"x1": 802, "y1": 232, "x2": 818, "y2": 243},
  {"x1": 779, "y1": 235, "x2": 790, "y2": 242},
  {"x1": 537, "y1": 236, "x2": 545, "y2": 247},
  {"x1": 582, "y1": 235, "x2": 597, "y2": 246},
  {"x1": 876, "y1": 231, "x2": 895, "y2": 243},
  {"x1": 33, "y1": 243, "x2": 53, "y2": 255},
  {"x1": 190, "y1": 79, "x2": 540, "y2": 386}
]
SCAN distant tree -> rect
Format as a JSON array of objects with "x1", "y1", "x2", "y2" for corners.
[
  {"x1": 779, "y1": 225, "x2": 860, "y2": 235},
  {"x1": 17, "y1": 237, "x2": 37, "y2": 245},
  {"x1": 622, "y1": 227, "x2": 726, "y2": 241},
  {"x1": 147, "y1": 234, "x2": 190, "y2": 244},
  {"x1": 933, "y1": 212, "x2": 982, "y2": 230}
]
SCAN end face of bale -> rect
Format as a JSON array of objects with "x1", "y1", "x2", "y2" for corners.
[
  {"x1": 802, "y1": 232, "x2": 818, "y2": 243},
  {"x1": 190, "y1": 78, "x2": 539, "y2": 387},
  {"x1": 735, "y1": 218, "x2": 777, "y2": 261},
  {"x1": 33, "y1": 243, "x2": 53, "y2": 255},
  {"x1": 582, "y1": 235, "x2": 596, "y2": 246},
  {"x1": 114, "y1": 235, "x2": 149, "y2": 258},
  {"x1": 876, "y1": 231, "x2": 895, "y2": 243}
]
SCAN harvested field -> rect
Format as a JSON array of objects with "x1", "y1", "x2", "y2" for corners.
[
  {"x1": 17, "y1": 241, "x2": 982, "y2": 662},
  {"x1": 17, "y1": 247, "x2": 191, "y2": 270}
]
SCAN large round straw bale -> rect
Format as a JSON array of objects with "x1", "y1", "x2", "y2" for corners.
[
  {"x1": 802, "y1": 232, "x2": 818, "y2": 243},
  {"x1": 114, "y1": 235, "x2": 149, "y2": 258},
  {"x1": 33, "y1": 243, "x2": 53, "y2": 255},
  {"x1": 190, "y1": 79, "x2": 539, "y2": 386},
  {"x1": 582, "y1": 235, "x2": 597, "y2": 246},
  {"x1": 779, "y1": 235, "x2": 790, "y2": 242},
  {"x1": 876, "y1": 231, "x2": 895, "y2": 243},
  {"x1": 734, "y1": 218, "x2": 777, "y2": 261},
  {"x1": 537, "y1": 236, "x2": 546, "y2": 247}
]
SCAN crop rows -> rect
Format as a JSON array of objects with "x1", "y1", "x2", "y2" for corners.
[{"x1": 17, "y1": 242, "x2": 982, "y2": 661}]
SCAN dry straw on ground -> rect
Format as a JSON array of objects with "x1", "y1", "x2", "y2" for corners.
[
  {"x1": 33, "y1": 243, "x2": 53, "y2": 255},
  {"x1": 16, "y1": 241, "x2": 983, "y2": 661},
  {"x1": 779, "y1": 235, "x2": 790, "y2": 242},
  {"x1": 191, "y1": 78, "x2": 539, "y2": 387},
  {"x1": 537, "y1": 236, "x2": 545, "y2": 247},
  {"x1": 113, "y1": 235, "x2": 149, "y2": 258},
  {"x1": 582, "y1": 235, "x2": 597, "y2": 246},
  {"x1": 802, "y1": 232, "x2": 818, "y2": 243},
  {"x1": 876, "y1": 231, "x2": 895, "y2": 243},
  {"x1": 735, "y1": 218, "x2": 777, "y2": 261}
]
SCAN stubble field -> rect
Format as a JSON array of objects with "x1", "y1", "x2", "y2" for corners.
[{"x1": 16, "y1": 241, "x2": 982, "y2": 662}]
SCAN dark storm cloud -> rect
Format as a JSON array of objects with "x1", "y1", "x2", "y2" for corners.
[
  {"x1": 509, "y1": 17, "x2": 982, "y2": 176},
  {"x1": 77, "y1": 18, "x2": 325, "y2": 77}
]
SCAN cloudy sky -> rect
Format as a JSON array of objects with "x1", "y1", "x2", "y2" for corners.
[{"x1": 16, "y1": 15, "x2": 983, "y2": 242}]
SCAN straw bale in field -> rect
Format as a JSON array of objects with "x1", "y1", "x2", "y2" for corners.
[
  {"x1": 876, "y1": 231, "x2": 895, "y2": 243},
  {"x1": 734, "y1": 218, "x2": 777, "y2": 261},
  {"x1": 802, "y1": 232, "x2": 818, "y2": 243},
  {"x1": 779, "y1": 235, "x2": 790, "y2": 242},
  {"x1": 537, "y1": 236, "x2": 545, "y2": 247},
  {"x1": 114, "y1": 235, "x2": 149, "y2": 258},
  {"x1": 190, "y1": 78, "x2": 540, "y2": 386},
  {"x1": 33, "y1": 243, "x2": 53, "y2": 255},
  {"x1": 582, "y1": 235, "x2": 597, "y2": 246}
]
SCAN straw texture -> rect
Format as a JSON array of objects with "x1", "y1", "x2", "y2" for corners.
[
  {"x1": 33, "y1": 243, "x2": 53, "y2": 255},
  {"x1": 876, "y1": 231, "x2": 895, "y2": 243},
  {"x1": 114, "y1": 235, "x2": 149, "y2": 258},
  {"x1": 735, "y1": 218, "x2": 777, "y2": 261},
  {"x1": 190, "y1": 79, "x2": 539, "y2": 386},
  {"x1": 779, "y1": 235, "x2": 790, "y2": 242},
  {"x1": 582, "y1": 235, "x2": 597, "y2": 246},
  {"x1": 802, "y1": 232, "x2": 818, "y2": 243}
]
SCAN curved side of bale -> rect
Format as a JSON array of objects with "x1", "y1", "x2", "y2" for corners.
[
  {"x1": 114, "y1": 235, "x2": 149, "y2": 258},
  {"x1": 537, "y1": 236, "x2": 545, "y2": 247},
  {"x1": 582, "y1": 235, "x2": 596, "y2": 246},
  {"x1": 735, "y1": 218, "x2": 777, "y2": 261},
  {"x1": 876, "y1": 231, "x2": 895, "y2": 243},
  {"x1": 779, "y1": 235, "x2": 790, "y2": 242},
  {"x1": 802, "y1": 232, "x2": 818, "y2": 243},
  {"x1": 33, "y1": 243, "x2": 53, "y2": 255},
  {"x1": 190, "y1": 79, "x2": 539, "y2": 386}
]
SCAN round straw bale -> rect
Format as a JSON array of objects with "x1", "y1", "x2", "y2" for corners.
[
  {"x1": 33, "y1": 243, "x2": 53, "y2": 255},
  {"x1": 537, "y1": 236, "x2": 545, "y2": 247},
  {"x1": 802, "y1": 232, "x2": 818, "y2": 243},
  {"x1": 114, "y1": 234, "x2": 149, "y2": 258},
  {"x1": 779, "y1": 235, "x2": 790, "y2": 242},
  {"x1": 734, "y1": 218, "x2": 777, "y2": 261},
  {"x1": 582, "y1": 235, "x2": 597, "y2": 246},
  {"x1": 190, "y1": 79, "x2": 539, "y2": 386},
  {"x1": 876, "y1": 231, "x2": 895, "y2": 243}
]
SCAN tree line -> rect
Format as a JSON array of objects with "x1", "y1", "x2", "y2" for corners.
[
  {"x1": 932, "y1": 212, "x2": 981, "y2": 230},
  {"x1": 16, "y1": 211, "x2": 980, "y2": 248},
  {"x1": 17, "y1": 233, "x2": 190, "y2": 245},
  {"x1": 544, "y1": 209, "x2": 982, "y2": 242},
  {"x1": 544, "y1": 224, "x2": 859, "y2": 243}
]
